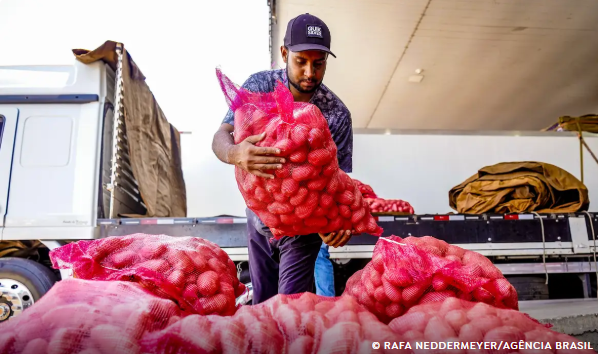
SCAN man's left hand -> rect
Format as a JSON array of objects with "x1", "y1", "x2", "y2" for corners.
[{"x1": 319, "y1": 230, "x2": 352, "y2": 248}]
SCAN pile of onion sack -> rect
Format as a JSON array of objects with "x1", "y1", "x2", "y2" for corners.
[
  {"x1": 354, "y1": 179, "x2": 378, "y2": 199},
  {"x1": 389, "y1": 297, "x2": 594, "y2": 354},
  {"x1": 141, "y1": 292, "x2": 399, "y2": 354},
  {"x1": 217, "y1": 69, "x2": 382, "y2": 239},
  {"x1": 366, "y1": 198, "x2": 415, "y2": 214},
  {"x1": 50, "y1": 234, "x2": 245, "y2": 316},
  {"x1": 0, "y1": 279, "x2": 181, "y2": 354},
  {"x1": 343, "y1": 236, "x2": 519, "y2": 324}
]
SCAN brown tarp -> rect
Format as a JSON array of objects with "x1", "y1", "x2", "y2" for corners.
[
  {"x1": 543, "y1": 114, "x2": 598, "y2": 133},
  {"x1": 449, "y1": 162, "x2": 589, "y2": 214},
  {"x1": 73, "y1": 41, "x2": 187, "y2": 218}
]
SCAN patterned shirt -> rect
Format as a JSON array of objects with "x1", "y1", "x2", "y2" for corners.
[{"x1": 222, "y1": 69, "x2": 353, "y2": 173}]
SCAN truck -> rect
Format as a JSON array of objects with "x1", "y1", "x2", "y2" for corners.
[{"x1": 1, "y1": 2, "x2": 598, "y2": 323}]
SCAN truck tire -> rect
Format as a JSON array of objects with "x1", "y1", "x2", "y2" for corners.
[{"x1": 0, "y1": 257, "x2": 58, "y2": 322}]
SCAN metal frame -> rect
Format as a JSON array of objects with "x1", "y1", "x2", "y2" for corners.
[
  {"x1": 107, "y1": 44, "x2": 124, "y2": 219},
  {"x1": 105, "y1": 44, "x2": 146, "y2": 219},
  {"x1": 0, "y1": 95, "x2": 99, "y2": 104}
]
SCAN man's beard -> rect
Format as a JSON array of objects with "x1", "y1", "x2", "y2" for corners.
[{"x1": 287, "y1": 66, "x2": 321, "y2": 94}]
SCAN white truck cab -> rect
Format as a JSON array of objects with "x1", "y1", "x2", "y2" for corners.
[{"x1": 0, "y1": 48, "x2": 143, "y2": 321}]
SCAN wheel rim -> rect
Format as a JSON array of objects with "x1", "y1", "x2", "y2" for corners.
[
  {"x1": 235, "y1": 282, "x2": 253, "y2": 306},
  {"x1": 0, "y1": 278, "x2": 35, "y2": 322}
]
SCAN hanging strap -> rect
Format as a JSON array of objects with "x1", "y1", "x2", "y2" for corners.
[
  {"x1": 531, "y1": 212, "x2": 549, "y2": 285},
  {"x1": 576, "y1": 120, "x2": 584, "y2": 183}
]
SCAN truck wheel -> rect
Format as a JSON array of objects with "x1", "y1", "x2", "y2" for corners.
[{"x1": 0, "y1": 257, "x2": 58, "y2": 322}]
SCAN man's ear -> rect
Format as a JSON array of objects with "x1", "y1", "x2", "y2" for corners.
[{"x1": 281, "y1": 46, "x2": 288, "y2": 64}]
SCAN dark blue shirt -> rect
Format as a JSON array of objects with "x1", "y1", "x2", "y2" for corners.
[{"x1": 222, "y1": 69, "x2": 353, "y2": 173}]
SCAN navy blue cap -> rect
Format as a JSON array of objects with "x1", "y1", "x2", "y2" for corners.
[{"x1": 284, "y1": 13, "x2": 336, "y2": 58}]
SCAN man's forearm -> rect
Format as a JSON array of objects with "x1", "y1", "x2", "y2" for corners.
[{"x1": 212, "y1": 129, "x2": 236, "y2": 164}]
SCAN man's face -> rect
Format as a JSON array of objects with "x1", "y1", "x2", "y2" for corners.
[{"x1": 282, "y1": 47, "x2": 328, "y2": 94}]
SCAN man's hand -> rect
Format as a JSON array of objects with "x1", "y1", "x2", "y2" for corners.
[
  {"x1": 319, "y1": 230, "x2": 352, "y2": 248},
  {"x1": 229, "y1": 132, "x2": 285, "y2": 179}
]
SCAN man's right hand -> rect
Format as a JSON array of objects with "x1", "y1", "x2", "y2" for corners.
[
  {"x1": 319, "y1": 230, "x2": 353, "y2": 248},
  {"x1": 229, "y1": 132, "x2": 285, "y2": 179}
]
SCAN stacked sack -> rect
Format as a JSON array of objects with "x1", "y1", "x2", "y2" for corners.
[
  {"x1": 343, "y1": 236, "x2": 518, "y2": 324},
  {"x1": 389, "y1": 297, "x2": 595, "y2": 354},
  {"x1": 366, "y1": 198, "x2": 415, "y2": 214},
  {"x1": 0, "y1": 279, "x2": 181, "y2": 354},
  {"x1": 140, "y1": 292, "x2": 399, "y2": 354},
  {"x1": 217, "y1": 69, "x2": 383, "y2": 239},
  {"x1": 50, "y1": 234, "x2": 245, "y2": 316},
  {"x1": 5, "y1": 234, "x2": 592, "y2": 354},
  {"x1": 354, "y1": 179, "x2": 378, "y2": 199}
]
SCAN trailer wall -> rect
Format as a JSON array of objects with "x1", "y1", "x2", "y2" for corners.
[{"x1": 185, "y1": 131, "x2": 598, "y2": 217}]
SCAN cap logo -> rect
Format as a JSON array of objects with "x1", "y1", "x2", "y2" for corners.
[{"x1": 306, "y1": 25, "x2": 323, "y2": 38}]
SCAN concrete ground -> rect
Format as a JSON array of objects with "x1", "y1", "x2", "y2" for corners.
[{"x1": 519, "y1": 299, "x2": 598, "y2": 352}]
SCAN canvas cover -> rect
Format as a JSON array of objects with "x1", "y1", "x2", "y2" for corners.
[
  {"x1": 73, "y1": 41, "x2": 187, "y2": 218},
  {"x1": 543, "y1": 114, "x2": 598, "y2": 133},
  {"x1": 449, "y1": 161, "x2": 589, "y2": 214}
]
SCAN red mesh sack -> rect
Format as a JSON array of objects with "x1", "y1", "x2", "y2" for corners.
[
  {"x1": 389, "y1": 298, "x2": 594, "y2": 354},
  {"x1": 366, "y1": 198, "x2": 415, "y2": 214},
  {"x1": 50, "y1": 234, "x2": 245, "y2": 316},
  {"x1": 343, "y1": 236, "x2": 518, "y2": 324},
  {"x1": 217, "y1": 69, "x2": 383, "y2": 239},
  {"x1": 354, "y1": 179, "x2": 378, "y2": 199},
  {"x1": 0, "y1": 278, "x2": 181, "y2": 354},
  {"x1": 141, "y1": 292, "x2": 400, "y2": 354}
]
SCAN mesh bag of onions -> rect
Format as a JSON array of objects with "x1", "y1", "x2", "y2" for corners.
[
  {"x1": 343, "y1": 236, "x2": 518, "y2": 324},
  {"x1": 50, "y1": 234, "x2": 245, "y2": 316},
  {"x1": 389, "y1": 297, "x2": 594, "y2": 354},
  {"x1": 0, "y1": 279, "x2": 181, "y2": 354},
  {"x1": 366, "y1": 198, "x2": 415, "y2": 214},
  {"x1": 354, "y1": 179, "x2": 378, "y2": 199},
  {"x1": 140, "y1": 292, "x2": 400, "y2": 354},
  {"x1": 216, "y1": 69, "x2": 383, "y2": 239}
]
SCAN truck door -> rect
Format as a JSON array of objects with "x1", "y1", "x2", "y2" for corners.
[{"x1": 0, "y1": 108, "x2": 18, "y2": 227}]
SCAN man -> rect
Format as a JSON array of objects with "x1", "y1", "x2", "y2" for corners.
[{"x1": 212, "y1": 13, "x2": 353, "y2": 304}]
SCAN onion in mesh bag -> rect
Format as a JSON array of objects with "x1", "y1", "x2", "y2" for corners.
[
  {"x1": 343, "y1": 236, "x2": 518, "y2": 324},
  {"x1": 216, "y1": 69, "x2": 383, "y2": 239},
  {"x1": 50, "y1": 234, "x2": 245, "y2": 316},
  {"x1": 389, "y1": 298, "x2": 594, "y2": 354},
  {"x1": 353, "y1": 179, "x2": 378, "y2": 199},
  {"x1": 366, "y1": 197, "x2": 415, "y2": 214},
  {"x1": 141, "y1": 292, "x2": 404, "y2": 354},
  {"x1": 0, "y1": 279, "x2": 180, "y2": 354}
]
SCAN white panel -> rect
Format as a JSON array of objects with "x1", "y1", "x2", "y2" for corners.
[
  {"x1": 20, "y1": 116, "x2": 72, "y2": 167},
  {"x1": 184, "y1": 131, "x2": 598, "y2": 217},
  {"x1": 0, "y1": 108, "x2": 18, "y2": 227},
  {"x1": 5, "y1": 103, "x2": 100, "y2": 227},
  {"x1": 350, "y1": 131, "x2": 598, "y2": 214},
  {"x1": 71, "y1": 103, "x2": 102, "y2": 222},
  {"x1": 2, "y1": 226, "x2": 98, "y2": 241},
  {"x1": 0, "y1": 61, "x2": 104, "y2": 97}
]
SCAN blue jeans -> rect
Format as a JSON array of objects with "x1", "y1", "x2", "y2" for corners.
[{"x1": 314, "y1": 243, "x2": 335, "y2": 297}]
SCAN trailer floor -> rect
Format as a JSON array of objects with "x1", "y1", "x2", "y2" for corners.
[{"x1": 519, "y1": 299, "x2": 598, "y2": 351}]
